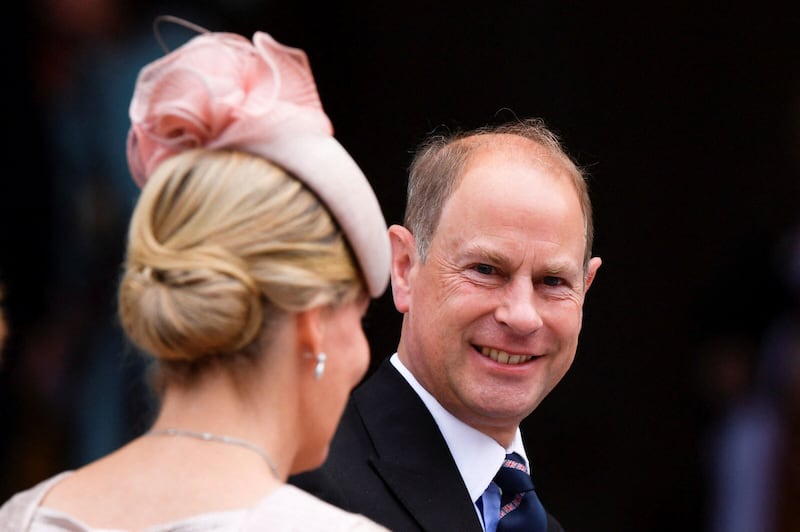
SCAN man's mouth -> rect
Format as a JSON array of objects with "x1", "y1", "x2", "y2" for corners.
[{"x1": 479, "y1": 346, "x2": 537, "y2": 365}]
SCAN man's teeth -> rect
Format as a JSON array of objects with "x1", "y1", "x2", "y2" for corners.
[{"x1": 480, "y1": 347, "x2": 534, "y2": 365}]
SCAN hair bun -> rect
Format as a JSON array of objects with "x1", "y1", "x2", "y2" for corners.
[{"x1": 120, "y1": 250, "x2": 264, "y2": 362}]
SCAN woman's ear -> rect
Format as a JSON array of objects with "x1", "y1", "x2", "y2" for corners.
[
  {"x1": 389, "y1": 224, "x2": 417, "y2": 314},
  {"x1": 294, "y1": 307, "x2": 323, "y2": 357}
]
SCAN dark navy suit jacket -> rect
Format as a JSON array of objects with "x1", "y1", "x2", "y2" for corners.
[{"x1": 290, "y1": 359, "x2": 565, "y2": 531}]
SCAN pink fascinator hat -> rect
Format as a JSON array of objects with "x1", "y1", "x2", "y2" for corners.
[{"x1": 126, "y1": 18, "x2": 390, "y2": 297}]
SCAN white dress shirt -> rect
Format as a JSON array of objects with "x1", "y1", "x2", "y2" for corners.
[{"x1": 390, "y1": 354, "x2": 528, "y2": 532}]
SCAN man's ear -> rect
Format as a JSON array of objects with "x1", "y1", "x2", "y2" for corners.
[
  {"x1": 388, "y1": 224, "x2": 417, "y2": 314},
  {"x1": 584, "y1": 256, "x2": 602, "y2": 292},
  {"x1": 294, "y1": 307, "x2": 324, "y2": 358}
]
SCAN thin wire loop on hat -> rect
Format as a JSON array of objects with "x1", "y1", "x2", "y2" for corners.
[{"x1": 153, "y1": 15, "x2": 210, "y2": 53}]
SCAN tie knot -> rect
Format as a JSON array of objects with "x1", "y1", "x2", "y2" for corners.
[
  {"x1": 494, "y1": 452, "x2": 534, "y2": 495},
  {"x1": 492, "y1": 452, "x2": 548, "y2": 531}
]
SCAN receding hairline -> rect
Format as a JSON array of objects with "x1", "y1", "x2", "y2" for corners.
[
  {"x1": 440, "y1": 130, "x2": 593, "y2": 268},
  {"x1": 455, "y1": 132, "x2": 581, "y2": 177},
  {"x1": 405, "y1": 120, "x2": 595, "y2": 269}
]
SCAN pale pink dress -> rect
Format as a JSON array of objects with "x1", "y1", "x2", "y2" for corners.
[{"x1": 0, "y1": 472, "x2": 388, "y2": 531}]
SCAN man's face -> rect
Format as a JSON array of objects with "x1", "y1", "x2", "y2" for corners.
[{"x1": 393, "y1": 135, "x2": 601, "y2": 445}]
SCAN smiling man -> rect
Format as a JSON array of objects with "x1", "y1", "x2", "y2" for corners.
[{"x1": 291, "y1": 118, "x2": 602, "y2": 532}]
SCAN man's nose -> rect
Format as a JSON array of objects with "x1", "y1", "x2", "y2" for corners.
[{"x1": 494, "y1": 277, "x2": 543, "y2": 335}]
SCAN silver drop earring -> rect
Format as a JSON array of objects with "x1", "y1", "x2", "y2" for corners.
[{"x1": 314, "y1": 352, "x2": 327, "y2": 380}]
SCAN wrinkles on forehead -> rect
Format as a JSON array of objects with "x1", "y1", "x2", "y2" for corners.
[{"x1": 452, "y1": 133, "x2": 591, "y2": 267}]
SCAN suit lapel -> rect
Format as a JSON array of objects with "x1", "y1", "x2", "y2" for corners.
[{"x1": 353, "y1": 360, "x2": 484, "y2": 532}]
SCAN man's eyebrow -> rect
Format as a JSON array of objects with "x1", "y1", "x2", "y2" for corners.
[
  {"x1": 543, "y1": 260, "x2": 573, "y2": 273},
  {"x1": 462, "y1": 244, "x2": 509, "y2": 265},
  {"x1": 542, "y1": 260, "x2": 584, "y2": 280}
]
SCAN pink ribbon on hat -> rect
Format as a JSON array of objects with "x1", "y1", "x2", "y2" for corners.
[
  {"x1": 127, "y1": 30, "x2": 331, "y2": 187},
  {"x1": 125, "y1": 24, "x2": 390, "y2": 297}
]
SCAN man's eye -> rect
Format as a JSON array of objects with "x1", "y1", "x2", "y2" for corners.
[
  {"x1": 474, "y1": 264, "x2": 496, "y2": 275},
  {"x1": 543, "y1": 276, "x2": 563, "y2": 286}
]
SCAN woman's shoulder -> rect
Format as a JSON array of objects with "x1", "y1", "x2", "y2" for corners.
[
  {"x1": 243, "y1": 483, "x2": 389, "y2": 531},
  {"x1": 0, "y1": 472, "x2": 75, "y2": 530}
]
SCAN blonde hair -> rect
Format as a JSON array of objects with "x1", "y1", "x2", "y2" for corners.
[{"x1": 118, "y1": 149, "x2": 364, "y2": 375}]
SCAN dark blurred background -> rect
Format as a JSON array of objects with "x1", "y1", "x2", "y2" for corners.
[{"x1": 2, "y1": 1, "x2": 799, "y2": 531}]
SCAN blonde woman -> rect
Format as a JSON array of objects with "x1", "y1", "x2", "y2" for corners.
[{"x1": 0, "y1": 18, "x2": 390, "y2": 531}]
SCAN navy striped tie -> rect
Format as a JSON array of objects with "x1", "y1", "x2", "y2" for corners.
[{"x1": 494, "y1": 452, "x2": 547, "y2": 532}]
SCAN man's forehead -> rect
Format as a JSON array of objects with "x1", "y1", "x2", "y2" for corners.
[
  {"x1": 458, "y1": 132, "x2": 544, "y2": 152},
  {"x1": 459, "y1": 135, "x2": 568, "y2": 176}
]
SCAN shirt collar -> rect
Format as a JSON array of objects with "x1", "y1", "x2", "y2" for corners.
[{"x1": 390, "y1": 354, "x2": 528, "y2": 502}]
